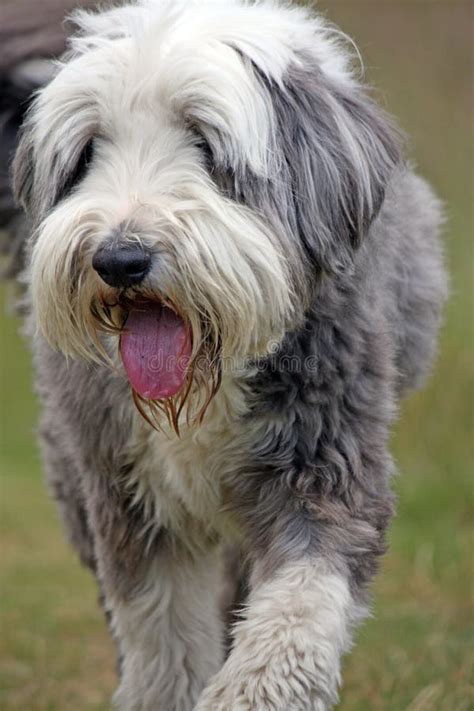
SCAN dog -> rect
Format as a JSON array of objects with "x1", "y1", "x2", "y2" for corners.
[{"x1": 8, "y1": 0, "x2": 447, "y2": 708}]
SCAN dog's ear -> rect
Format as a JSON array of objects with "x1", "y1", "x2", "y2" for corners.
[{"x1": 265, "y1": 60, "x2": 403, "y2": 275}]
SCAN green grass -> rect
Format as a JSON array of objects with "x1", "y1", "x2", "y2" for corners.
[{"x1": 1, "y1": 2, "x2": 473, "y2": 709}]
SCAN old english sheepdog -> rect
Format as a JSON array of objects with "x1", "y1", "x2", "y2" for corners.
[{"x1": 9, "y1": 0, "x2": 447, "y2": 708}]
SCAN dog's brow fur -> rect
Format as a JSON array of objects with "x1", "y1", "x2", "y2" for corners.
[{"x1": 7, "y1": 0, "x2": 448, "y2": 709}]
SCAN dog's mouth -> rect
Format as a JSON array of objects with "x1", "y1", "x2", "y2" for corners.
[
  {"x1": 119, "y1": 300, "x2": 192, "y2": 401},
  {"x1": 91, "y1": 291, "x2": 221, "y2": 431}
]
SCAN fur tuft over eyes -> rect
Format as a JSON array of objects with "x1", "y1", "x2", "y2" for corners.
[{"x1": 13, "y1": 124, "x2": 95, "y2": 219}]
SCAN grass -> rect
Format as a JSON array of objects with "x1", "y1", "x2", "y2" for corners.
[{"x1": 0, "y1": 1, "x2": 473, "y2": 709}]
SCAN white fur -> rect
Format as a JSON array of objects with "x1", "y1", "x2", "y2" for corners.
[
  {"x1": 123, "y1": 369, "x2": 253, "y2": 545},
  {"x1": 196, "y1": 558, "x2": 362, "y2": 711}
]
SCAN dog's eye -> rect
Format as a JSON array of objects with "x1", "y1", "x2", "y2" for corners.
[
  {"x1": 60, "y1": 139, "x2": 94, "y2": 200},
  {"x1": 191, "y1": 131, "x2": 214, "y2": 173}
]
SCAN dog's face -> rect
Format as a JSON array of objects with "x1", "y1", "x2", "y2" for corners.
[{"x1": 13, "y1": 0, "x2": 400, "y2": 423}]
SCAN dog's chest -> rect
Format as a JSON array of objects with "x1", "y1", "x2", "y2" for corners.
[{"x1": 130, "y1": 375, "x2": 251, "y2": 541}]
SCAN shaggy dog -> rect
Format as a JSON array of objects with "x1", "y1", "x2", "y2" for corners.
[{"x1": 10, "y1": 0, "x2": 447, "y2": 708}]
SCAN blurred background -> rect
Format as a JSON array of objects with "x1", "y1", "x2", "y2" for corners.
[{"x1": 0, "y1": 1, "x2": 472, "y2": 709}]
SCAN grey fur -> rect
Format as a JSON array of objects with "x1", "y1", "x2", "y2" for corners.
[{"x1": 7, "y1": 4, "x2": 448, "y2": 709}]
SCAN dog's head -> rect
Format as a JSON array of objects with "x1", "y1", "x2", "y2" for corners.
[{"x1": 13, "y1": 0, "x2": 401, "y2": 426}]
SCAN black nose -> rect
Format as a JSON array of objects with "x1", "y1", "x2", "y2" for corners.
[{"x1": 92, "y1": 243, "x2": 152, "y2": 288}]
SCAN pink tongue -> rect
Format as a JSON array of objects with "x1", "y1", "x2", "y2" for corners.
[{"x1": 120, "y1": 303, "x2": 191, "y2": 400}]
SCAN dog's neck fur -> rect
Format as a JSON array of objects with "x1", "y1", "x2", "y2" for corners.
[{"x1": 128, "y1": 367, "x2": 253, "y2": 545}]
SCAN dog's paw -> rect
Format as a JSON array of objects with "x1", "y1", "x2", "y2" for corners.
[
  {"x1": 194, "y1": 648, "x2": 330, "y2": 711},
  {"x1": 195, "y1": 678, "x2": 328, "y2": 711}
]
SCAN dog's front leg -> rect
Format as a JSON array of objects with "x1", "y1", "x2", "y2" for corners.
[
  {"x1": 104, "y1": 546, "x2": 224, "y2": 711},
  {"x1": 196, "y1": 554, "x2": 361, "y2": 711}
]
